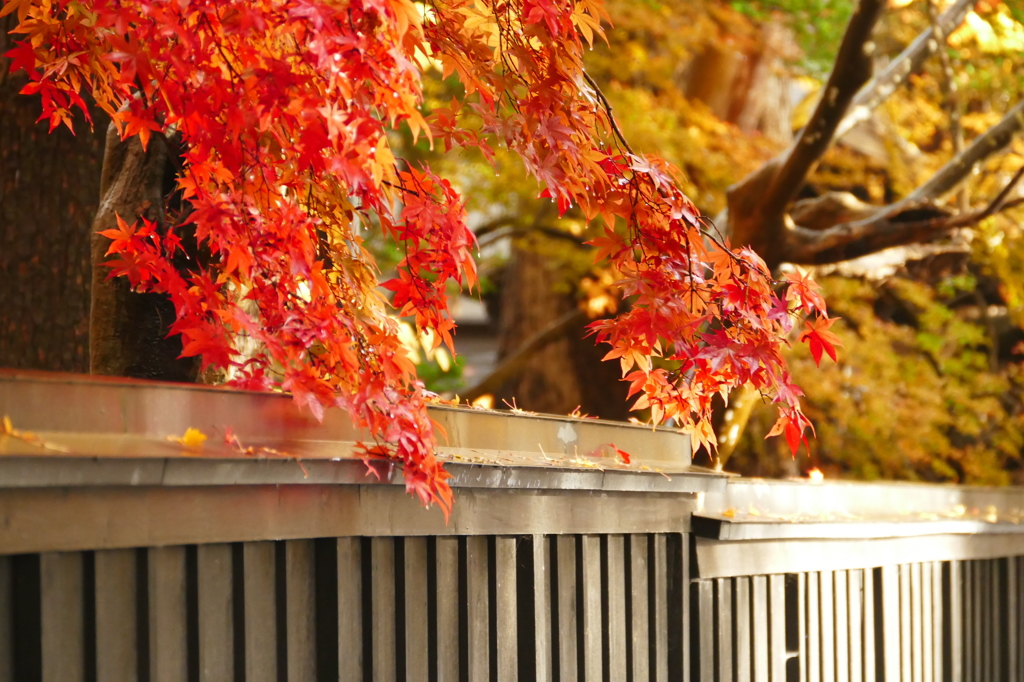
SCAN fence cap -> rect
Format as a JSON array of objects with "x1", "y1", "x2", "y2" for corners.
[{"x1": 0, "y1": 370, "x2": 725, "y2": 494}]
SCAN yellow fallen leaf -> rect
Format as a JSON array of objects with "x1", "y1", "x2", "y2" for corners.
[
  {"x1": 172, "y1": 427, "x2": 208, "y2": 449},
  {"x1": 722, "y1": 508, "x2": 737, "y2": 518}
]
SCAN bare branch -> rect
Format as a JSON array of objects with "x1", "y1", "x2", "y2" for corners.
[
  {"x1": 763, "y1": 0, "x2": 887, "y2": 217},
  {"x1": 902, "y1": 98, "x2": 1024, "y2": 205},
  {"x1": 460, "y1": 308, "x2": 588, "y2": 402},
  {"x1": 835, "y1": 0, "x2": 974, "y2": 139},
  {"x1": 785, "y1": 195, "x2": 1024, "y2": 265}
]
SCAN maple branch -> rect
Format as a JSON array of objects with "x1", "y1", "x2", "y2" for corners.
[
  {"x1": 582, "y1": 70, "x2": 636, "y2": 159},
  {"x1": 460, "y1": 308, "x2": 587, "y2": 403},
  {"x1": 761, "y1": 0, "x2": 887, "y2": 217},
  {"x1": 834, "y1": 0, "x2": 974, "y2": 139}
]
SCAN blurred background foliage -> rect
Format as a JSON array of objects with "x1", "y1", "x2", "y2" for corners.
[{"x1": 396, "y1": 0, "x2": 1024, "y2": 485}]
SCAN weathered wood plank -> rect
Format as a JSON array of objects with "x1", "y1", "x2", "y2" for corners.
[
  {"x1": 630, "y1": 535, "x2": 650, "y2": 682},
  {"x1": 832, "y1": 571, "x2": 848, "y2": 682},
  {"x1": 606, "y1": 535, "x2": 627, "y2": 681},
  {"x1": 148, "y1": 546, "x2": 188, "y2": 682},
  {"x1": 434, "y1": 537, "x2": 459, "y2": 682},
  {"x1": 848, "y1": 570, "x2": 862, "y2": 682},
  {"x1": 41, "y1": 552, "x2": 84, "y2": 682},
  {"x1": 533, "y1": 535, "x2": 553, "y2": 682},
  {"x1": 286, "y1": 540, "x2": 316, "y2": 682},
  {"x1": 880, "y1": 565, "x2": 900, "y2": 682},
  {"x1": 862, "y1": 568, "x2": 875, "y2": 682},
  {"x1": 243, "y1": 542, "x2": 276, "y2": 682},
  {"x1": 1009, "y1": 557, "x2": 1019, "y2": 682},
  {"x1": 495, "y1": 537, "x2": 518, "y2": 682},
  {"x1": 556, "y1": 535, "x2": 579, "y2": 682},
  {"x1": 716, "y1": 578, "x2": 733, "y2": 682},
  {"x1": 653, "y1": 534, "x2": 669, "y2": 682},
  {"x1": 819, "y1": 571, "x2": 834, "y2": 682},
  {"x1": 581, "y1": 535, "x2": 603, "y2": 681},
  {"x1": 95, "y1": 549, "x2": 138, "y2": 682},
  {"x1": 736, "y1": 576, "x2": 752, "y2": 682},
  {"x1": 336, "y1": 538, "x2": 363, "y2": 682},
  {"x1": 466, "y1": 535, "x2": 490, "y2": 681},
  {"x1": 769, "y1": 574, "x2": 786, "y2": 682},
  {"x1": 371, "y1": 538, "x2": 396, "y2": 682},
  {"x1": 698, "y1": 580, "x2": 715, "y2": 682},
  {"x1": 911, "y1": 562, "x2": 922, "y2": 682},
  {"x1": 798, "y1": 574, "x2": 807, "y2": 682},
  {"x1": 0, "y1": 556, "x2": 11, "y2": 682},
  {"x1": 931, "y1": 561, "x2": 943, "y2": 682},
  {"x1": 197, "y1": 543, "x2": 234, "y2": 682},
  {"x1": 921, "y1": 562, "x2": 933, "y2": 682},
  {"x1": 752, "y1": 575, "x2": 768, "y2": 682},
  {"x1": 404, "y1": 537, "x2": 429, "y2": 682}
]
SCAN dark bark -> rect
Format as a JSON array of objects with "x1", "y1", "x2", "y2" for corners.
[
  {"x1": 491, "y1": 236, "x2": 629, "y2": 419},
  {"x1": 89, "y1": 126, "x2": 199, "y2": 381},
  {"x1": 0, "y1": 17, "x2": 105, "y2": 372}
]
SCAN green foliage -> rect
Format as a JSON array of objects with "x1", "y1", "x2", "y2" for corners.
[{"x1": 730, "y1": 0, "x2": 854, "y2": 75}]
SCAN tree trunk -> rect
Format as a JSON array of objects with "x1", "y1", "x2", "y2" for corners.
[
  {"x1": 493, "y1": 236, "x2": 629, "y2": 419},
  {"x1": 89, "y1": 126, "x2": 199, "y2": 381},
  {"x1": 0, "y1": 17, "x2": 106, "y2": 372}
]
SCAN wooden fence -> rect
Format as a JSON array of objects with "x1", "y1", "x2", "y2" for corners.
[{"x1": 2, "y1": 372, "x2": 1024, "y2": 681}]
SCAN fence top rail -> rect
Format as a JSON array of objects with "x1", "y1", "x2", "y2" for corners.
[
  {"x1": 0, "y1": 370, "x2": 722, "y2": 494},
  {"x1": 693, "y1": 476, "x2": 1024, "y2": 541}
]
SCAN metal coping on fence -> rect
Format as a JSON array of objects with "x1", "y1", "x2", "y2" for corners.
[{"x1": 0, "y1": 370, "x2": 723, "y2": 495}]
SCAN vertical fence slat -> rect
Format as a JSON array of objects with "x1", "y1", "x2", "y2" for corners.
[
  {"x1": 805, "y1": 572, "x2": 820, "y2": 682},
  {"x1": 798, "y1": 574, "x2": 807, "y2": 682},
  {"x1": 630, "y1": 535, "x2": 650, "y2": 682},
  {"x1": 556, "y1": 535, "x2": 579, "y2": 682},
  {"x1": 582, "y1": 535, "x2": 603, "y2": 681},
  {"x1": 949, "y1": 560, "x2": 962, "y2": 682},
  {"x1": 466, "y1": 535, "x2": 490, "y2": 681},
  {"x1": 1009, "y1": 557, "x2": 1019, "y2": 682},
  {"x1": 371, "y1": 537, "x2": 397, "y2": 682},
  {"x1": 736, "y1": 576, "x2": 752, "y2": 682},
  {"x1": 435, "y1": 537, "x2": 459, "y2": 682},
  {"x1": 819, "y1": 571, "x2": 834, "y2": 682},
  {"x1": 862, "y1": 567, "x2": 875, "y2": 682},
  {"x1": 607, "y1": 535, "x2": 627, "y2": 681},
  {"x1": 337, "y1": 538, "x2": 363, "y2": 682},
  {"x1": 921, "y1": 562, "x2": 933, "y2": 682},
  {"x1": 931, "y1": 561, "x2": 943, "y2": 682},
  {"x1": 285, "y1": 540, "x2": 316, "y2": 682},
  {"x1": 911, "y1": 562, "x2": 922, "y2": 682},
  {"x1": 653, "y1": 534, "x2": 669, "y2": 682},
  {"x1": 533, "y1": 535, "x2": 553, "y2": 682},
  {"x1": 197, "y1": 543, "x2": 234, "y2": 682},
  {"x1": 0, "y1": 556, "x2": 10, "y2": 682},
  {"x1": 962, "y1": 560, "x2": 972, "y2": 682},
  {"x1": 495, "y1": 537, "x2": 518, "y2": 682},
  {"x1": 770, "y1": 574, "x2": 786, "y2": 682},
  {"x1": 973, "y1": 560, "x2": 983, "y2": 682},
  {"x1": 880, "y1": 565, "x2": 900, "y2": 682},
  {"x1": 243, "y1": 542, "x2": 276, "y2": 682},
  {"x1": 149, "y1": 546, "x2": 188, "y2": 682},
  {"x1": 832, "y1": 571, "x2": 848, "y2": 682},
  {"x1": 681, "y1": 533, "x2": 691, "y2": 682},
  {"x1": 95, "y1": 549, "x2": 138, "y2": 682},
  {"x1": 752, "y1": 575, "x2": 769, "y2": 682},
  {"x1": 901, "y1": 561, "x2": 917, "y2": 679},
  {"x1": 403, "y1": 537, "x2": 429, "y2": 682},
  {"x1": 41, "y1": 552, "x2": 84, "y2": 682},
  {"x1": 847, "y1": 570, "x2": 862, "y2": 682},
  {"x1": 716, "y1": 578, "x2": 734, "y2": 682},
  {"x1": 698, "y1": 580, "x2": 715, "y2": 682}
]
